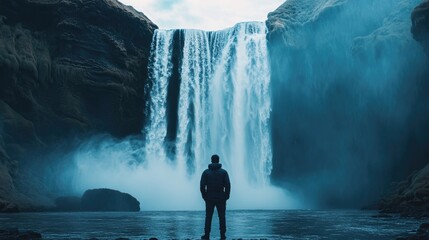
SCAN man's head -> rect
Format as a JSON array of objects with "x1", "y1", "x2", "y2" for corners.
[{"x1": 211, "y1": 154, "x2": 220, "y2": 163}]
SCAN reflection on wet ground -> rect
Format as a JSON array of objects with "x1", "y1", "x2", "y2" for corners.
[{"x1": 0, "y1": 210, "x2": 422, "y2": 239}]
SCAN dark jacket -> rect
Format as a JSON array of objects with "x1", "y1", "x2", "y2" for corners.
[{"x1": 200, "y1": 163, "x2": 231, "y2": 201}]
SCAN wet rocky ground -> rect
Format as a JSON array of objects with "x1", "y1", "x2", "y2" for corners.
[
  {"x1": 0, "y1": 210, "x2": 424, "y2": 240},
  {"x1": 0, "y1": 228, "x2": 41, "y2": 240}
]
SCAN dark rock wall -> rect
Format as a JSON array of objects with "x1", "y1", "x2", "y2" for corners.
[
  {"x1": 0, "y1": 0, "x2": 156, "y2": 209},
  {"x1": 267, "y1": 0, "x2": 429, "y2": 207},
  {"x1": 377, "y1": 0, "x2": 429, "y2": 219},
  {"x1": 412, "y1": 0, "x2": 429, "y2": 56}
]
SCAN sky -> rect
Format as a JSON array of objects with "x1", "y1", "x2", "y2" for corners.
[{"x1": 118, "y1": 0, "x2": 285, "y2": 31}]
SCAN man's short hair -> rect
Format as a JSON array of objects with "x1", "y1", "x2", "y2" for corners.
[{"x1": 211, "y1": 154, "x2": 220, "y2": 163}]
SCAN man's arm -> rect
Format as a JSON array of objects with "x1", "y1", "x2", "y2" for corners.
[
  {"x1": 200, "y1": 171, "x2": 207, "y2": 200},
  {"x1": 224, "y1": 171, "x2": 231, "y2": 200}
]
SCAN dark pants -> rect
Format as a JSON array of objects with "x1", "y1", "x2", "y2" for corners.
[{"x1": 204, "y1": 200, "x2": 226, "y2": 236}]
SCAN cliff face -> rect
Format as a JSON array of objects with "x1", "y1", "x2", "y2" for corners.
[
  {"x1": 266, "y1": 0, "x2": 429, "y2": 207},
  {"x1": 412, "y1": 0, "x2": 429, "y2": 56},
  {"x1": 0, "y1": 0, "x2": 157, "y2": 210},
  {"x1": 376, "y1": 0, "x2": 429, "y2": 218}
]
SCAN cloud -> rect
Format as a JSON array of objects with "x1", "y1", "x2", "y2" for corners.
[
  {"x1": 153, "y1": 0, "x2": 182, "y2": 11},
  {"x1": 118, "y1": 0, "x2": 285, "y2": 30}
]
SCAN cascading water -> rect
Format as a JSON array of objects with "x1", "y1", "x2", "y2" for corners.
[
  {"x1": 72, "y1": 22, "x2": 297, "y2": 210},
  {"x1": 145, "y1": 30, "x2": 174, "y2": 161},
  {"x1": 146, "y1": 22, "x2": 272, "y2": 186}
]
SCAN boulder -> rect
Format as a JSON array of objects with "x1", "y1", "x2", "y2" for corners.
[
  {"x1": 396, "y1": 223, "x2": 429, "y2": 240},
  {"x1": 81, "y1": 188, "x2": 140, "y2": 212},
  {"x1": 0, "y1": 200, "x2": 19, "y2": 213},
  {"x1": 0, "y1": 229, "x2": 42, "y2": 240},
  {"x1": 20, "y1": 231, "x2": 42, "y2": 239},
  {"x1": 0, "y1": 229, "x2": 19, "y2": 240}
]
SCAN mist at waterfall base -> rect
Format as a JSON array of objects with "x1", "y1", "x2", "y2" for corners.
[
  {"x1": 68, "y1": 136, "x2": 295, "y2": 211},
  {"x1": 268, "y1": 0, "x2": 429, "y2": 208},
  {"x1": 65, "y1": 22, "x2": 300, "y2": 211}
]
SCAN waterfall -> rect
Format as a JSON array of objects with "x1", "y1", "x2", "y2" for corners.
[
  {"x1": 72, "y1": 22, "x2": 296, "y2": 210},
  {"x1": 145, "y1": 30, "x2": 175, "y2": 161},
  {"x1": 145, "y1": 22, "x2": 273, "y2": 186}
]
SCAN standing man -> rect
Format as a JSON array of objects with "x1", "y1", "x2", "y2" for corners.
[{"x1": 200, "y1": 154, "x2": 231, "y2": 240}]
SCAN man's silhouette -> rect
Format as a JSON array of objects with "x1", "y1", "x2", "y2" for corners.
[{"x1": 200, "y1": 154, "x2": 231, "y2": 240}]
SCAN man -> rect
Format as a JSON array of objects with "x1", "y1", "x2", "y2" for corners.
[{"x1": 200, "y1": 154, "x2": 231, "y2": 240}]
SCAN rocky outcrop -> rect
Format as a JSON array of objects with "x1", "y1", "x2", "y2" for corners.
[
  {"x1": 380, "y1": 0, "x2": 429, "y2": 221},
  {"x1": 80, "y1": 188, "x2": 140, "y2": 212},
  {"x1": 380, "y1": 163, "x2": 429, "y2": 218},
  {"x1": 0, "y1": 0, "x2": 156, "y2": 210},
  {"x1": 412, "y1": 0, "x2": 429, "y2": 56},
  {"x1": 0, "y1": 229, "x2": 42, "y2": 240},
  {"x1": 397, "y1": 223, "x2": 429, "y2": 240},
  {"x1": 54, "y1": 189, "x2": 139, "y2": 212},
  {"x1": 0, "y1": 200, "x2": 19, "y2": 213},
  {"x1": 266, "y1": 0, "x2": 429, "y2": 207}
]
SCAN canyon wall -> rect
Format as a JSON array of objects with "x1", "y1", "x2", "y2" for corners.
[
  {"x1": 266, "y1": 0, "x2": 429, "y2": 207},
  {"x1": 0, "y1": 0, "x2": 156, "y2": 210}
]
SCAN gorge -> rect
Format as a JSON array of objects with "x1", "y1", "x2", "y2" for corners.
[{"x1": 0, "y1": 0, "x2": 429, "y2": 214}]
